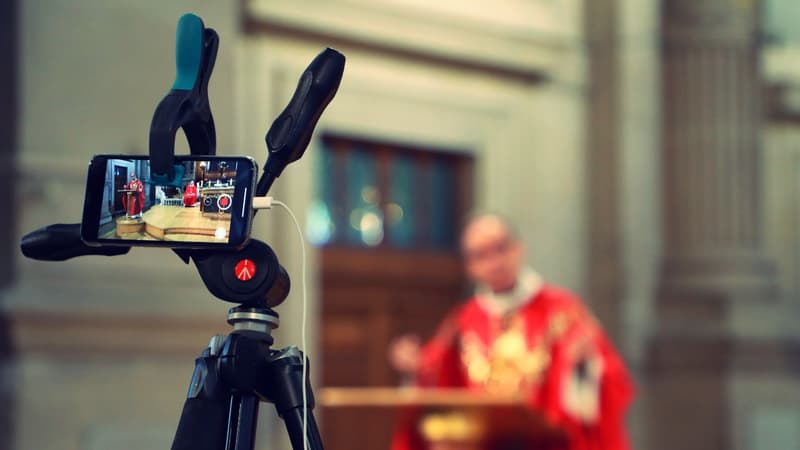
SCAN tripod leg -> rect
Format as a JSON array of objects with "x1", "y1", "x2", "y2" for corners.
[
  {"x1": 265, "y1": 347, "x2": 326, "y2": 450},
  {"x1": 226, "y1": 392, "x2": 260, "y2": 450},
  {"x1": 282, "y1": 406, "x2": 325, "y2": 450},
  {"x1": 172, "y1": 346, "x2": 229, "y2": 450}
]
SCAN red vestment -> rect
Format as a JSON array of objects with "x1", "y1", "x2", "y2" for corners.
[
  {"x1": 392, "y1": 284, "x2": 634, "y2": 450},
  {"x1": 121, "y1": 179, "x2": 145, "y2": 216},
  {"x1": 184, "y1": 184, "x2": 198, "y2": 206}
]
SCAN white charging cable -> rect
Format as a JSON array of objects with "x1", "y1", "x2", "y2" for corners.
[
  {"x1": 252, "y1": 196, "x2": 274, "y2": 210},
  {"x1": 253, "y1": 196, "x2": 309, "y2": 450}
]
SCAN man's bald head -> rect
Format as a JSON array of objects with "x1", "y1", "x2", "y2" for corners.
[
  {"x1": 460, "y1": 213, "x2": 519, "y2": 249},
  {"x1": 460, "y1": 213, "x2": 525, "y2": 293}
]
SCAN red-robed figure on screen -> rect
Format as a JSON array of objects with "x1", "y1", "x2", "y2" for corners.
[
  {"x1": 390, "y1": 214, "x2": 634, "y2": 450},
  {"x1": 183, "y1": 180, "x2": 198, "y2": 206},
  {"x1": 121, "y1": 174, "x2": 145, "y2": 217}
]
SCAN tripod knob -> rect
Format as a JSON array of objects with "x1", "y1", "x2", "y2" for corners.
[{"x1": 192, "y1": 239, "x2": 290, "y2": 307}]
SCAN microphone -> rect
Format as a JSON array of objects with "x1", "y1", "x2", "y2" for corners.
[{"x1": 256, "y1": 48, "x2": 346, "y2": 196}]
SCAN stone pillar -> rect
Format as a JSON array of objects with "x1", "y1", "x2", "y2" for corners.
[
  {"x1": 0, "y1": 1, "x2": 18, "y2": 449},
  {"x1": 659, "y1": 0, "x2": 774, "y2": 304},
  {"x1": 585, "y1": 0, "x2": 624, "y2": 345},
  {"x1": 646, "y1": 1, "x2": 784, "y2": 449},
  {"x1": 0, "y1": 0, "x2": 17, "y2": 289}
]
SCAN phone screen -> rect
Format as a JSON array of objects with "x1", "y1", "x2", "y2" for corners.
[{"x1": 81, "y1": 155, "x2": 256, "y2": 248}]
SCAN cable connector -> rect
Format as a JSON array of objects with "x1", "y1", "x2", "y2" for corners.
[{"x1": 252, "y1": 196, "x2": 273, "y2": 210}]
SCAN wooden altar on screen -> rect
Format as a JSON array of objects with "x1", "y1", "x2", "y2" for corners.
[{"x1": 319, "y1": 387, "x2": 566, "y2": 450}]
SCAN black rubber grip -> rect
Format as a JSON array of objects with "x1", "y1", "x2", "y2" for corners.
[
  {"x1": 171, "y1": 352, "x2": 229, "y2": 450},
  {"x1": 20, "y1": 223, "x2": 130, "y2": 261},
  {"x1": 170, "y1": 397, "x2": 228, "y2": 450},
  {"x1": 259, "y1": 48, "x2": 345, "y2": 195}
]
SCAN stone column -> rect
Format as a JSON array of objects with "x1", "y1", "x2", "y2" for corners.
[
  {"x1": 0, "y1": 1, "x2": 18, "y2": 449},
  {"x1": 659, "y1": 0, "x2": 774, "y2": 306},
  {"x1": 585, "y1": 0, "x2": 624, "y2": 344},
  {"x1": 646, "y1": 1, "x2": 782, "y2": 449}
]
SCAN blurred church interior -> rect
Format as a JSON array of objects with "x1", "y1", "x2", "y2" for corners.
[{"x1": 1, "y1": 1, "x2": 799, "y2": 449}]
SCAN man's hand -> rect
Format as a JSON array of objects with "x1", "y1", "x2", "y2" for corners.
[{"x1": 388, "y1": 334, "x2": 422, "y2": 375}]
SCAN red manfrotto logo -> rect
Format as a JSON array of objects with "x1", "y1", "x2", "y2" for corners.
[{"x1": 235, "y1": 259, "x2": 256, "y2": 281}]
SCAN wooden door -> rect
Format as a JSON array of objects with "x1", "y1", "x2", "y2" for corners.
[
  {"x1": 313, "y1": 135, "x2": 473, "y2": 450},
  {"x1": 112, "y1": 163, "x2": 129, "y2": 214}
]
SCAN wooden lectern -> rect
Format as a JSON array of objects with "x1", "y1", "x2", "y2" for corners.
[
  {"x1": 115, "y1": 189, "x2": 145, "y2": 236},
  {"x1": 320, "y1": 388, "x2": 566, "y2": 450},
  {"x1": 118, "y1": 189, "x2": 140, "y2": 218}
]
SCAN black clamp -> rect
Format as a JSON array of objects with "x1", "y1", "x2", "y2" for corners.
[{"x1": 149, "y1": 13, "x2": 218, "y2": 186}]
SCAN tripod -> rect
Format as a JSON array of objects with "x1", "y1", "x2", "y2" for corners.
[
  {"x1": 22, "y1": 230, "x2": 326, "y2": 450},
  {"x1": 171, "y1": 238, "x2": 323, "y2": 450},
  {"x1": 173, "y1": 306, "x2": 322, "y2": 450},
  {"x1": 19, "y1": 13, "x2": 345, "y2": 450}
]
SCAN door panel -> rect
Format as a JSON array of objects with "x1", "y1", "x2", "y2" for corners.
[{"x1": 316, "y1": 136, "x2": 473, "y2": 450}]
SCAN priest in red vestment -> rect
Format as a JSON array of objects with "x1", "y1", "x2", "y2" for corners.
[
  {"x1": 121, "y1": 174, "x2": 145, "y2": 218},
  {"x1": 390, "y1": 214, "x2": 634, "y2": 450},
  {"x1": 183, "y1": 180, "x2": 198, "y2": 207}
]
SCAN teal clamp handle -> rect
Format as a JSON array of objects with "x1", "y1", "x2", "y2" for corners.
[
  {"x1": 149, "y1": 13, "x2": 218, "y2": 182},
  {"x1": 173, "y1": 13, "x2": 204, "y2": 90},
  {"x1": 150, "y1": 163, "x2": 185, "y2": 187}
]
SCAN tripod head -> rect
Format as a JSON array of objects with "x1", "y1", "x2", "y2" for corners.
[{"x1": 192, "y1": 239, "x2": 290, "y2": 308}]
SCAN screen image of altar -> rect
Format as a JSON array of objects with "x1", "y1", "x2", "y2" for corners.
[{"x1": 97, "y1": 158, "x2": 239, "y2": 243}]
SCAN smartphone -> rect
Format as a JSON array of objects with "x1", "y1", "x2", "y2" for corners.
[{"x1": 81, "y1": 155, "x2": 257, "y2": 249}]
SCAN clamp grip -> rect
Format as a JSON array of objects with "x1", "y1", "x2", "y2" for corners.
[
  {"x1": 257, "y1": 48, "x2": 345, "y2": 196},
  {"x1": 149, "y1": 13, "x2": 218, "y2": 186}
]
